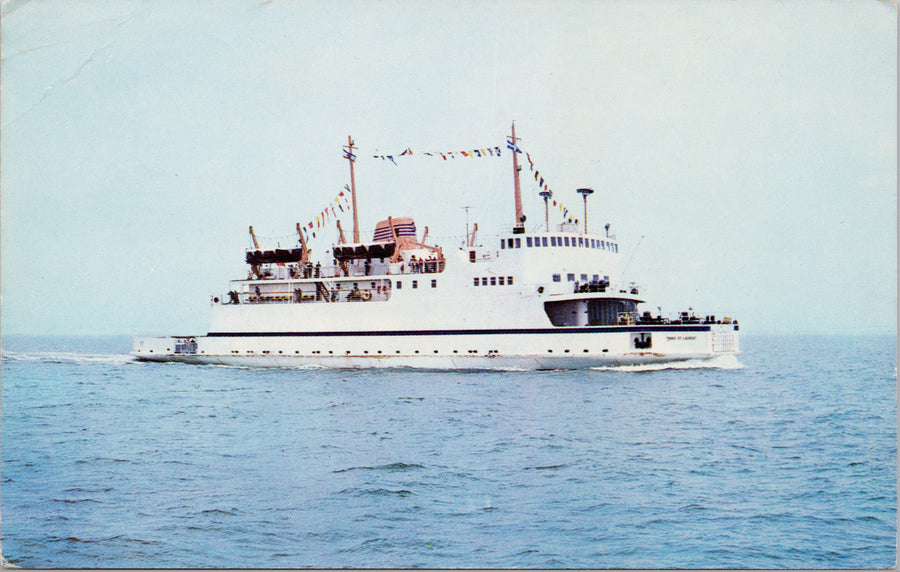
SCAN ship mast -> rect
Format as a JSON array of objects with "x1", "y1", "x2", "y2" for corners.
[
  {"x1": 343, "y1": 136, "x2": 360, "y2": 243},
  {"x1": 509, "y1": 122, "x2": 525, "y2": 233}
]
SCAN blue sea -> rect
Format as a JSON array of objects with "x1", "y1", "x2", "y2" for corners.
[{"x1": 1, "y1": 334, "x2": 896, "y2": 568}]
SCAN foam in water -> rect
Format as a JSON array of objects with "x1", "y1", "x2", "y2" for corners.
[
  {"x1": 591, "y1": 354, "x2": 744, "y2": 372},
  {"x1": 0, "y1": 351, "x2": 134, "y2": 366}
]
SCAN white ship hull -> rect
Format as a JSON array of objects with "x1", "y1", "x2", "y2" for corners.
[{"x1": 133, "y1": 324, "x2": 739, "y2": 370}]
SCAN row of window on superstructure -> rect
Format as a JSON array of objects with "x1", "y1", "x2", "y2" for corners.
[
  {"x1": 473, "y1": 275, "x2": 514, "y2": 286},
  {"x1": 553, "y1": 273, "x2": 609, "y2": 283},
  {"x1": 501, "y1": 236, "x2": 618, "y2": 252}
]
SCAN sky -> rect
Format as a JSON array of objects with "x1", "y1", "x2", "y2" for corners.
[{"x1": 1, "y1": 0, "x2": 896, "y2": 336}]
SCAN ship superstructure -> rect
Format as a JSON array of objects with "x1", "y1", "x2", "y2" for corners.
[{"x1": 133, "y1": 125, "x2": 739, "y2": 369}]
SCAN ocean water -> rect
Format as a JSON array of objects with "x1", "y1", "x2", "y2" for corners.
[{"x1": 1, "y1": 334, "x2": 895, "y2": 568}]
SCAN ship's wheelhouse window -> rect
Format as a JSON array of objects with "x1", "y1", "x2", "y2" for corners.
[
  {"x1": 567, "y1": 273, "x2": 575, "y2": 281},
  {"x1": 526, "y1": 237, "x2": 533, "y2": 247},
  {"x1": 542, "y1": 237, "x2": 548, "y2": 247},
  {"x1": 578, "y1": 237, "x2": 584, "y2": 247},
  {"x1": 508, "y1": 276, "x2": 514, "y2": 285},
  {"x1": 507, "y1": 238, "x2": 514, "y2": 249},
  {"x1": 397, "y1": 281, "x2": 402, "y2": 289},
  {"x1": 490, "y1": 277, "x2": 497, "y2": 286},
  {"x1": 614, "y1": 244, "x2": 618, "y2": 253},
  {"x1": 550, "y1": 237, "x2": 557, "y2": 247},
  {"x1": 515, "y1": 238, "x2": 521, "y2": 248},
  {"x1": 412, "y1": 280, "x2": 418, "y2": 289},
  {"x1": 553, "y1": 274, "x2": 561, "y2": 282},
  {"x1": 564, "y1": 237, "x2": 570, "y2": 247},
  {"x1": 481, "y1": 277, "x2": 488, "y2": 286},
  {"x1": 581, "y1": 274, "x2": 588, "y2": 281},
  {"x1": 470, "y1": 250, "x2": 477, "y2": 262},
  {"x1": 534, "y1": 237, "x2": 541, "y2": 248},
  {"x1": 570, "y1": 238, "x2": 577, "y2": 248},
  {"x1": 431, "y1": 279, "x2": 437, "y2": 288},
  {"x1": 500, "y1": 240, "x2": 505, "y2": 249},
  {"x1": 593, "y1": 274, "x2": 599, "y2": 281},
  {"x1": 473, "y1": 277, "x2": 479, "y2": 286},
  {"x1": 498, "y1": 276, "x2": 505, "y2": 285}
]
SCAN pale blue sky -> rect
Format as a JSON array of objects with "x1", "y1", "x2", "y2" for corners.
[{"x1": 1, "y1": 0, "x2": 896, "y2": 336}]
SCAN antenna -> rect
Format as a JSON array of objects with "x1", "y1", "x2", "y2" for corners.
[
  {"x1": 462, "y1": 205, "x2": 472, "y2": 246},
  {"x1": 618, "y1": 234, "x2": 645, "y2": 284}
]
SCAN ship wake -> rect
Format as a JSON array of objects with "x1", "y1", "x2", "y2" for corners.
[
  {"x1": 1, "y1": 351, "x2": 135, "y2": 366},
  {"x1": 591, "y1": 354, "x2": 744, "y2": 372}
]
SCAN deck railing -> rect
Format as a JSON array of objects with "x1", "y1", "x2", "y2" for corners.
[
  {"x1": 221, "y1": 285, "x2": 391, "y2": 306},
  {"x1": 254, "y1": 259, "x2": 445, "y2": 281}
]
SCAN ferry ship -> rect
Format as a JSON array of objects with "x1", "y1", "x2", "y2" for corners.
[{"x1": 133, "y1": 125, "x2": 739, "y2": 369}]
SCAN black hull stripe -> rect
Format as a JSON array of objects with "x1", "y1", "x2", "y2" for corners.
[{"x1": 207, "y1": 325, "x2": 725, "y2": 337}]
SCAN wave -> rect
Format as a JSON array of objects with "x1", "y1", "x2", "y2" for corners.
[
  {"x1": 591, "y1": 354, "x2": 744, "y2": 372},
  {"x1": 1, "y1": 351, "x2": 134, "y2": 365},
  {"x1": 333, "y1": 462, "x2": 425, "y2": 473}
]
